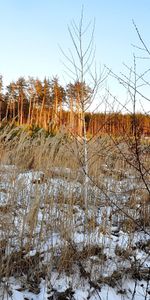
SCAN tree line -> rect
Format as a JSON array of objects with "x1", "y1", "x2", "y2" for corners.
[{"x1": 0, "y1": 75, "x2": 149, "y2": 137}]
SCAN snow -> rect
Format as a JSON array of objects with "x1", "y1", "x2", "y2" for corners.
[
  {"x1": 1, "y1": 277, "x2": 149, "y2": 300},
  {"x1": 0, "y1": 164, "x2": 150, "y2": 299}
]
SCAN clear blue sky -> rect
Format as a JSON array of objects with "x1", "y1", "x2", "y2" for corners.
[{"x1": 0, "y1": 0, "x2": 150, "y2": 111}]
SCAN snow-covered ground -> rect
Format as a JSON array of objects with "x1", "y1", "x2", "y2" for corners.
[{"x1": 0, "y1": 164, "x2": 149, "y2": 299}]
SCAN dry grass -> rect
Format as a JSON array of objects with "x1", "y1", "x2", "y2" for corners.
[{"x1": 0, "y1": 124, "x2": 150, "y2": 296}]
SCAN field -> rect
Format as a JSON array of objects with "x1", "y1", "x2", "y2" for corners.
[{"x1": 0, "y1": 125, "x2": 150, "y2": 300}]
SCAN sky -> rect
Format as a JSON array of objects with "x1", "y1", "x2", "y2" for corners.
[{"x1": 0, "y1": 0, "x2": 150, "y2": 112}]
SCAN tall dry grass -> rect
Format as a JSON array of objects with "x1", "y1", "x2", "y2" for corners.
[{"x1": 0, "y1": 124, "x2": 150, "y2": 297}]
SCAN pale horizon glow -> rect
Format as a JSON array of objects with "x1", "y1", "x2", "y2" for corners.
[{"x1": 0, "y1": 0, "x2": 150, "y2": 112}]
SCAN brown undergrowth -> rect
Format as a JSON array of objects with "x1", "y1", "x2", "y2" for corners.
[{"x1": 0, "y1": 124, "x2": 150, "y2": 297}]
